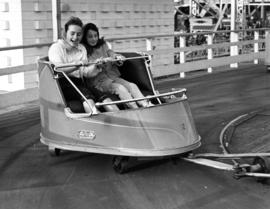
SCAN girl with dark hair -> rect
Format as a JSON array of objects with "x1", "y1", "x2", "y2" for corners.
[{"x1": 81, "y1": 23, "x2": 152, "y2": 109}]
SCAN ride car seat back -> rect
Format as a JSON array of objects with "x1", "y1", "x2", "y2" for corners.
[
  {"x1": 118, "y1": 52, "x2": 155, "y2": 96},
  {"x1": 58, "y1": 77, "x2": 86, "y2": 113},
  {"x1": 39, "y1": 56, "x2": 86, "y2": 113}
]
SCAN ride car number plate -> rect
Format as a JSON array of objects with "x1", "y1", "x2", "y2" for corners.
[{"x1": 77, "y1": 130, "x2": 96, "y2": 140}]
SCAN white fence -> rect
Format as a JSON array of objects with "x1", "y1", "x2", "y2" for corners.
[{"x1": 0, "y1": 28, "x2": 268, "y2": 108}]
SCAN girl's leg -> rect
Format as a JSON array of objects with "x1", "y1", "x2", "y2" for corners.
[
  {"x1": 114, "y1": 78, "x2": 150, "y2": 107},
  {"x1": 85, "y1": 78, "x2": 119, "y2": 112},
  {"x1": 92, "y1": 85, "x2": 119, "y2": 112},
  {"x1": 102, "y1": 98, "x2": 119, "y2": 112},
  {"x1": 83, "y1": 99, "x2": 99, "y2": 114},
  {"x1": 110, "y1": 82, "x2": 138, "y2": 109},
  {"x1": 76, "y1": 84, "x2": 100, "y2": 114}
]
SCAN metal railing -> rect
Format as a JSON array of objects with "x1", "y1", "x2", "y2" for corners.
[{"x1": 0, "y1": 28, "x2": 268, "y2": 108}]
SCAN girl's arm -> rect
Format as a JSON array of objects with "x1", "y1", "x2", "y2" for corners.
[
  {"x1": 105, "y1": 42, "x2": 124, "y2": 59},
  {"x1": 48, "y1": 43, "x2": 101, "y2": 77},
  {"x1": 104, "y1": 43, "x2": 124, "y2": 66},
  {"x1": 83, "y1": 64, "x2": 102, "y2": 78}
]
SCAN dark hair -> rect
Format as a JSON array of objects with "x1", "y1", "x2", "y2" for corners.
[
  {"x1": 81, "y1": 23, "x2": 105, "y2": 55},
  {"x1": 64, "y1": 16, "x2": 83, "y2": 33}
]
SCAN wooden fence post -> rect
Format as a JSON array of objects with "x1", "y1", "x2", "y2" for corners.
[
  {"x1": 207, "y1": 34, "x2": 213, "y2": 73},
  {"x1": 230, "y1": 31, "x2": 239, "y2": 68},
  {"x1": 179, "y1": 35, "x2": 186, "y2": 78},
  {"x1": 146, "y1": 38, "x2": 152, "y2": 51},
  {"x1": 254, "y1": 30, "x2": 259, "y2": 64},
  {"x1": 264, "y1": 32, "x2": 270, "y2": 70}
]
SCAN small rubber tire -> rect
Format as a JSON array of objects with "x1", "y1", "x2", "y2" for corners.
[
  {"x1": 253, "y1": 156, "x2": 270, "y2": 183},
  {"x1": 253, "y1": 156, "x2": 270, "y2": 173},
  {"x1": 48, "y1": 146, "x2": 61, "y2": 156},
  {"x1": 112, "y1": 156, "x2": 129, "y2": 174}
]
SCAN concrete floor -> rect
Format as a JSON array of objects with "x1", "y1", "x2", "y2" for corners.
[{"x1": 1, "y1": 64, "x2": 270, "y2": 209}]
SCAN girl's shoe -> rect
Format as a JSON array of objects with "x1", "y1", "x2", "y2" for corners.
[
  {"x1": 146, "y1": 101, "x2": 154, "y2": 107},
  {"x1": 141, "y1": 101, "x2": 154, "y2": 108}
]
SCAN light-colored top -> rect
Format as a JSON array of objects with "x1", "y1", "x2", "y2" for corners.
[
  {"x1": 88, "y1": 42, "x2": 121, "y2": 87},
  {"x1": 48, "y1": 39, "x2": 88, "y2": 78}
]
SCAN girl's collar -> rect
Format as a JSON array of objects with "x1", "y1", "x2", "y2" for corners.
[{"x1": 62, "y1": 39, "x2": 80, "y2": 51}]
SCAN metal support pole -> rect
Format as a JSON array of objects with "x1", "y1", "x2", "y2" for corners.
[
  {"x1": 146, "y1": 38, "x2": 152, "y2": 51},
  {"x1": 219, "y1": 0, "x2": 223, "y2": 14},
  {"x1": 261, "y1": 5, "x2": 264, "y2": 19},
  {"x1": 52, "y1": 0, "x2": 61, "y2": 41}
]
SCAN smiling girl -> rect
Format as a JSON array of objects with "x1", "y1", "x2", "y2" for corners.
[{"x1": 81, "y1": 23, "x2": 153, "y2": 109}]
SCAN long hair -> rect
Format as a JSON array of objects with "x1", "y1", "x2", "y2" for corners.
[{"x1": 81, "y1": 23, "x2": 105, "y2": 55}]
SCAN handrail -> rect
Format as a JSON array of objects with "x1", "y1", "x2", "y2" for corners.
[
  {"x1": 95, "y1": 89, "x2": 187, "y2": 107},
  {"x1": 0, "y1": 36, "x2": 263, "y2": 77},
  {"x1": 0, "y1": 42, "x2": 52, "y2": 52},
  {"x1": 53, "y1": 55, "x2": 148, "y2": 69},
  {"x1": 1, "y1": 28, "x2": 268, "y2": 52},
  {"x1": 1, "y1": 36, "x2": 265, "y2": 77},
  {"x1": 173, "y1": 28, "x2": 270, "y2": 37},
  {"x1": 148, "y1": 39, "x2": 265, "y2": 55},
  {"x1": 0, "y1": 63, "x2": 36, "y2": 77}
]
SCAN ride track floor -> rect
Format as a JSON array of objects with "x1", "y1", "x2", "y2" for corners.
[{"x1": 1, "y1": 63, "x2": 270, "y2": 209}]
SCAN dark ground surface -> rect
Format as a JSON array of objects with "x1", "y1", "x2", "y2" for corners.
[
  {"x1": 1, "y1": 64, "x2": 270, "y2": 209},
  {"x1": 228, "y1": 108, "x2": 270, "y2": 154}
]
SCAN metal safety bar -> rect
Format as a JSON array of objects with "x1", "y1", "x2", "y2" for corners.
[
  {"x1": 54, "y1": 55, "x2": 149, "y2": 69},
  {"x1": 95, "y1": 89, "x2": 187, "y2": 107},
  {"x1": 60, "y1": 72, "x2": 89, "y2": 102},
  {"x1": 55, "y1": 70, "x2": 94, "y2": 117}
]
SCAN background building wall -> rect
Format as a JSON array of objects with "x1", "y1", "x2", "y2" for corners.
[
  {"x1": 1, "y1": 0, "x2": 174, "y2": 90},
  {"x1": 0, "y1": 0, "x2": 24, "y2": 92}
]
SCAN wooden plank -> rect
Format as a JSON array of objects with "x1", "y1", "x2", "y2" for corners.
[
  {"x1": 0, "y1": 43, "x2": 51, "y2": 52},
  {"x1": 154, "y1": 52, "x2": 265, "y2": 77},
  {"x1": 147, "y1": 39, "x2": 265, "y2": 55},
  {"x1": 0, "y1": 64, "x2": 36, "y2": 76}
]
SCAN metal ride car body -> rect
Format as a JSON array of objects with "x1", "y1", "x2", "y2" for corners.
[{"x1": 37, "y1": 52, "x2": 201, "y2": 159}]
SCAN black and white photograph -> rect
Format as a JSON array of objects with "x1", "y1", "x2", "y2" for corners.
[{"x1": 1, "y1": 0, "x2": 270, "y2": 208}]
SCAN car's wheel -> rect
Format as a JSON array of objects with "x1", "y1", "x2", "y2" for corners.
[
  {"x1": 48, "y1": 146, "x2": 61, "y2": 156},
  {"x1": 112, "y1": 156, "x2": 129, "y2": 174}
]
